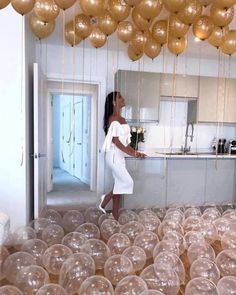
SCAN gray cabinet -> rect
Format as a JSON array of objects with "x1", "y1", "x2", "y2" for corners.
[{"x1": 115, "y1": 70, "x2": 160, "y2": 122}]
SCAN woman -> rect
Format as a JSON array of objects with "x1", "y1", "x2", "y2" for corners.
[{"x1": 99, "y1": 91, "x2": 146, "y2": 220}]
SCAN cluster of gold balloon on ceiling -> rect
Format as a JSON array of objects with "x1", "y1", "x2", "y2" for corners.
[{"x1": 1, "y1": 0, "x2": 236, "y2": 60}]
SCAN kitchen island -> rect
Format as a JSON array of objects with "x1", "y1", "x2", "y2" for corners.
[{"x1": 104, "y1": 151, "x2": 236, "y2": 209}]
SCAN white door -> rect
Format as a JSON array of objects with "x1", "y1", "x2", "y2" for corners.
[
  {"x1": 74, "y1": 100, "x2": 83, "y2": 179},
  {"x1": 33, "y1": 63, "x2": 47, "y2": 218}
]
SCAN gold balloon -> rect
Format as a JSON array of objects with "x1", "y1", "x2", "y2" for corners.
[
  {"x1": 210, "y1": 5, "x2": 234, "y2": 28},
  {"x1": 34, "y1": 0, "x2": 60, "y2": 22},
  {"x1": 89, "y1": 27, "x2": 107, "y2": 48},
  {"x1": 128, "y1": 44, "x2": 143, "y2": 61},
  {"x1": 215, "y1": 0, "x2": 236, "y2": 9},
  {"x1": 108, "y1": 0, "x2": 131, "y2": 22},
  {"x1": 54, "y1": 0, "x2": 76, "y2": 10},
  {"x1": 124, "y1": 0, "x2": 141, "y2": 6},
  {"x1": 168, "y1": 35, "x2": 187, "y2": 55},
  {"x1": 198, "y1": 0, "x2": 213, "y2": 6},
  {"x1": 192, "y1": 15, "x2": 214, "y2": 41},
  {"x1": 65, "y1": 21, "x2": 82, "y2": 46},
  {"x1": 130, "y1": 29, "x2": 147, "y2": 52},
  {"x1": 98, "y1": 11, "x2": 117, "y2": 35},
  {"x1": 152, "y1": 19, "x2": 167, "y2": 45},
  {"x1": 144, "y1": 37, "x2": 161, "y2": 59},
  {"x1": 208, "y1": 26, "x2": 229, "y2": 48},
  {"x1": 80, "y1": 0, "x2": 105, "y2": 16},
  {"x1": 132, "y1": 7, "x2": 152, "y2": 31},
  {"x1": 178, "y1": 0, "x2": 202, "y2": 25},
  {"x1": 74, "y1": 14, "x2": 92, "y2": 39},
  {"x1": 163, "y1": 0, "x2": 186, "y2": 13},
  {"x1": 11, "y1": 0, "x2": 35, "y2": 15},
  {"x1": 117, "y1": 20, "x2": 134, "y2": 42},
  {"x1": 221, "y1": 30, "x2": 236, "y2": 55},
  {"x1": 169, "y1": 14, "x2": 189, "y2": 38},
  {"x1": 0, "y1": 0, "x2": 10, "y2": 9},
  {"x1": 30, "y1": 14, "x2": 55, "y2": 39},
  {"x1": 136, "y1": 0, "x2": 162, "y2": 20}
]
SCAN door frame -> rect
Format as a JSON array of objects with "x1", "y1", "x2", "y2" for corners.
[{"x1": 46, "y1": 79, "x2": 98, "y2": 193}]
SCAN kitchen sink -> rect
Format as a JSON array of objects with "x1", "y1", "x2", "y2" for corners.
[{"x1": 157, "y1": 151, "x2": 216, "y2": 156}]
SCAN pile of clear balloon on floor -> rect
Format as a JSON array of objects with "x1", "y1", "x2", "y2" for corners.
[{"x1": 0, "y1": 203, "x2": 236, "y2": 294}]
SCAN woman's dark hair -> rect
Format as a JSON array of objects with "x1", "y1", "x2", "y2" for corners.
[{"x1": 103, "y1": 91, "x2": 119, "y2": 135}]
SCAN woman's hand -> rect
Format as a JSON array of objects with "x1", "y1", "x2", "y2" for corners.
[{"x1": 135, "y1": 151, "x2": 147, "y2": 158}]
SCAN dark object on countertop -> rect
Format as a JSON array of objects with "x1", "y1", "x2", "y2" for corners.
[{"x1": 217, "y1": 138, "x2": 227, "y2": 154}]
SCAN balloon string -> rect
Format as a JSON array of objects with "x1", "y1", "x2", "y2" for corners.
[
  {"x1": 169, "y1": 55, "x2": 177, "y2": 152},
  {"x1": 20, "y1": 15, "x2": 24, "y2": 167},
  {"x1": 61, "y1": 10, "x2": 66, "y2": 163}
]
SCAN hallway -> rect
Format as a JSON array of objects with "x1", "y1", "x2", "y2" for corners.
[{"x1": 47, "y1": 168, "x2": 97, "y2": 211}]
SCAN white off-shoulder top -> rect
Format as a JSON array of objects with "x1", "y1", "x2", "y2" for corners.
[{"x1": 102, "y1": 121, "x2": 131, "y2": 152}]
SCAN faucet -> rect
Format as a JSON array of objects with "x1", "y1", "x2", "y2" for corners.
[{"x1": 181, "y1": 123, "x2": 194, "y2": 153}]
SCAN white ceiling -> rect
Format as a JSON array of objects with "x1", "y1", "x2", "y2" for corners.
[{"x1": 42, "y1": 2, "x2": 236, "y2": 62}]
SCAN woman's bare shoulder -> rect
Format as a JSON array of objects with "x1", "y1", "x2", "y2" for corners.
[{"x1": 108, "y1": 115, "x2": 124, "y2": 125}]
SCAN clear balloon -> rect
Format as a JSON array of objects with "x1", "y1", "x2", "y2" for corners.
[
  {"x1": 115, "y1": 275, "x2": 148, "y2": 295},
  {"x1": 107, "y1": 233, "x2": 131, "y2": 255},
  {"x1": 200, "y1": 221, "x2": 218, "y2": 244},
  {"x1": 79, "y1": 275, "x2": 114, "y2": 295},
  {"x1": 30, "y1": 218, "x2": 52, "y2": 238},
  {"x1": 40, "y1": 209, "x2": 63, "y2": 226},
  {"x1": 76, "y1": 222, "x2": 100, "y2": 239},
  {"x1": 34, "y1": 0, "x2": 60, "y2": 24},
  {"x1": 30, "y1": 14, "x2": 55, "y2": 40},
  {"x1": 217, "y1": 276, "x2": 236, "y2": 295},
  {"x1": 185, "y1": 277, "x2": 218, "y2": 295},
  {"x1": 104, "y1": 254, "x2": 134, "y2": 286},
  {"x1": 152, "y1": 207, "x2": 166, "y2": 220},
  {"x1": 59, "y1": 253, "x2": 96, "y2": 294},
  {"x1": 98, "y1": 11, "x2": 117, "y2": 36},
  {"x1": 134, "y1": 231, "x2": 159, "y2": 259},
  {"x1": 21, "y1": 239, "x2": 48, "y2": 266},
  {"x1": 0, "y1": 286, "x2": 23, "y2": 295},
  {"x1": 123, "y1": 245, "x2": 146, "y2": 272},
  {"x1": 183, "y1": 216, "x2": 202, "y2": 232},
  {"x1": 100, "y1": 219, "x2": 120, "y2": 241},
  {"x1": 36, "y1": 284, "x2": 67, "y2": 295},
  {"x1": 89, "y1": 27, "x2": 107, "y2": 48},
  {"x1": 54, "y1": 0, "x2": 76, "y2": 10},
  {"x1": 192, "y1": 15, "x2": 214, "y2": 41},
  {"x1": 108, "y1": 0, "x2": 131, "y2": 22},
  {"x1": 42, "y1": 224, "x2": 64, "y2": 246},
  {"x1": 84, "y1": 207, "x2": 103, "y2": 225},
  {"x1": 139, "y1": 210, "x2": 161, "y2": 233},
  {"x1": 42, "y1": 244, "x2": 73, "y2": 275},
  {"x1": 221, "y1": 30, "x2": 236, "y2": 55},
  {"x1": 187, "y1": 242, "x2": 216, "y2": 264},
  {"x1": 169, "y1": 14, "x2": 189, "y2": 38},
  {"x1": 210, "y1": 5, "x2": 234, "y2": 28},
  {"x1": 62, "y1": 210, "x2": 84, "y2": 232},
  {"x1": 184, "y1": 207, "x2": 202, "y2": 219},
  {"x1": 132, "y1": 7, "x2": 152, "y2": 32},
  {"x1": 144, "y1": 37, "x2": 161, "y2": 60},
  {"x1": 208, "y1": 26, "x2": 229, "y2": 48},
  {"x1": 177, "y1": 0, "x2": 202, "y2": 25},
  {"x1": 74, "y1": 14, "x2": 92, "y2": 40},
  {"x1": 11, "y1": 0, "x2": 35, "y2": 15},
  {"x1": 163, "y1": 231, "x2": 187, "y2": 255},
  {"x1": 184, "y1": 231, "x2": 205, "y2": 248},
  {"x1": 80, "y1": 238, "x2": 111, "y2": 270},
  {"x1": 140, "y1": 291, "x2": 164, "y2": 295},
  {"x1": 15, "y1": 265, "x2": 49, "y2": 294},
  {"x1": 118, "y1": 209, "x2": 140, "y2": 225},
  {"x1": 79, "y1": 0, "x2": 105, "y2": 16},
  {"x1": 128, "y1": 44, "x2": 143, "y2": 61},
  {"x1": 117, "y1": 21, "x2": 134, "y2": 43},
  {"x1": 62, "y1": 232, "x2": 88, "y2": 253},
  {"x1": 0, "y1": 246, "x2": 9, "y2": 280},
  {"x1": 98, "y1": 213, "x2": 114, "y2": 227},
  {"x1": 168, "y1": 35, "x2": 187, "y2": 55},
  {"x1": 154, "y1": 251, "x2": 185, "y2": 284},
  {"x1": 3, "y1": 252, "x2": 36, "y2": 284},
  {"x1": 120, "y1": 221, "x2": 145, "y2": 243},
  {"x1": 215, "y1": 249, "x2": 236, "y2": 276},
  {"x1": 65, "y1": 21, "x2": 82, "y2": 46},
  {"x1": 0, "y1": 0, "x2": 10, "y2": 9},
  {"x1": 158, "y1": 219, "x2": 184, "y2": 239},
  {"x1": 12, "y1": 226, "x2": 36, "y2": 250},
  {"x1": 163, "y1": 0, "x2": 186, "y2": 13},
  {"x1": 136, "y1": 0, "x2": 162, "y2": 20},
  {"x1": 140, "y1": 265, "x2": 180, "y2": 295},
  {"x1": 153, "y1": 240, "x2": 180, "y2": 258},
  {"x1": 202, "y1": 208, "x2": 222, "y2": 222},
  {"x1": 190, "y1": 258, "x2": 220, "y2": 284},
  {"x1": 221, "y1": 231, "x2": 236, "y2": 250},
  {"x1": 152, "y1": 19, "x2": 167, "y2": 45}
]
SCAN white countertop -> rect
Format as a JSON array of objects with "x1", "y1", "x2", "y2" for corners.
[{"x1": 126, "y1": 149, "x2": 236, "y2": 159}]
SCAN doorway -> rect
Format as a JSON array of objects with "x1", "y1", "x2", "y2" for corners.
[{"x1": 46, "y1": 81, "x2": 98, "y2": 210}]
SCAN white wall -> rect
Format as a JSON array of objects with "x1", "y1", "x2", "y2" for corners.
[
  {"x1": 53, "y1": 95, "x2": 61, "y2": 167},
  {"x1": 0, "y1": 6, "x2": 36, "y2": 230}
]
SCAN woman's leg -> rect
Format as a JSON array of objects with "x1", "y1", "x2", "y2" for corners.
[
  {"x1": 112, "y1": 194, "x2": 120, "y2": 220},
  {"x1": 101, "y1": 190, "x2": 113, "y2": 209}
]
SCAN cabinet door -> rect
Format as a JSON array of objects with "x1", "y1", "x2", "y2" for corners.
[
  {"x1": 115, "y1": 70, "x2": 160, "y2": 121},
  {"x1": 224, "y1": 78, "x2": 236, "y2": 123},
  {"x1": 198, "y1": 76, "x2": 218, "y2": 122},
  {"x1": 160, "y1": 74, "x2": 199, "y2": 98}
]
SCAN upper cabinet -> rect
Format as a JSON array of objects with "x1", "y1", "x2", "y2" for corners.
[
  {"x1": 115, "y1": 70, "x2": 160, "y2": 122},
  {"x1": 198, "y1": 77, "x2": 236, "y2": 123},
  {"x1": 160, "y1": 74, "x2": 199, "y2": 98}
]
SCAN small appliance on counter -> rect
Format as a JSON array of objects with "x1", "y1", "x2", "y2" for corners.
[
  {"x1": 228, "y1": 140, "x2": 236, "y2": 154},
  {"x1": 217, "y1": 138, "x2": 227, "y2": 154}
]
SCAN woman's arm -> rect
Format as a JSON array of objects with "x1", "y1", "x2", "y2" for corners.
[{"x1": 112, "y1": 137, "x2": 146, "y2": 158}]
